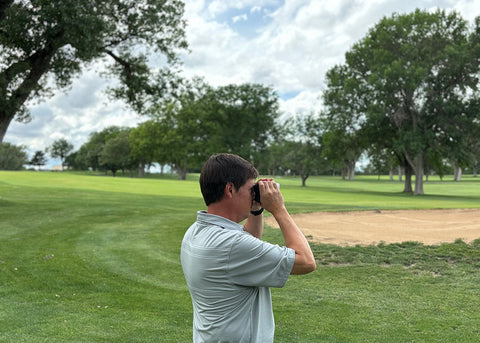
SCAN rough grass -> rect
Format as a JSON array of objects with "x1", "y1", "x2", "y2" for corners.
[{"x1": 1, "y1": 172, "x2": 480, "y2": 342}]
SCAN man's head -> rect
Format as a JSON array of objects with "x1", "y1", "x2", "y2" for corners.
[{"x1": 200, "y1": 153, "x2": 258, "y2": 206}]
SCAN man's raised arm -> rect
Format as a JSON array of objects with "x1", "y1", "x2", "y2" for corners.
[{"x1": 259, "y1": 181, "x2": 316, "y2": 275}]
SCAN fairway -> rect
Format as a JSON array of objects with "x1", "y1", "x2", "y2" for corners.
[{"x1": 2, "y1": 172, "x2": 480, "y2": 342}]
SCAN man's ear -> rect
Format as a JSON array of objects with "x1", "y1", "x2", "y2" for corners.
[{"x1": 224, "y1": 182, "x2": 235, "y2": 199}]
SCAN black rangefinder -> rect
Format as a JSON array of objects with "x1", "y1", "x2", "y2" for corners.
[{"x1": 253, "y1": 183, "x2": 261, "y2": 203}]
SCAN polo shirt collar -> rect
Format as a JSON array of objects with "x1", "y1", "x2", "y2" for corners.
[{"x1": 197, "y1": 211, "x2": 245, "y2": 232}]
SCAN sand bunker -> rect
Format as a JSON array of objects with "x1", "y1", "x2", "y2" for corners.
[{"x1": 264, "y1": 209, "x2": 480, "y2": 246}]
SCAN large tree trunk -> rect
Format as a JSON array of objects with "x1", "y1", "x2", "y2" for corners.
[
  {"x1": 403, "y1": 161, "x2": 413, "y2": 193},
  {"x1": 453, "y1": 163, "x2": 462, "y2": 181},
  {"x1": 138, "y1": 162, "x2": 145, "y2": 178},
  {"x1": 177, "y1": 157, "x2": 187, "y2": 180},
  {"x1": 348, "y1": 166, "x2": 355, "y2": 180},
  {"x1": 413, "y1": 153, "x2": 424, "y2": 195},
  {"x1": 0, "y1": 115, "x2": 13, "y2": 143},
  {"x1": 345, "y1": 160, "x2": 356, "y2": 181},
  {"x1": 301, "y1": 173, "x2": 309, "y2": 187}
]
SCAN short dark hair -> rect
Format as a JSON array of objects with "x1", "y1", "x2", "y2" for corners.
[{"x1": 200, "y1": 153, "x2": 258, "y2": 206}]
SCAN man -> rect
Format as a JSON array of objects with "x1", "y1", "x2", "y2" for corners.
[{"x1": 181, "y1": 153, "x2": 316, "y2": 342}]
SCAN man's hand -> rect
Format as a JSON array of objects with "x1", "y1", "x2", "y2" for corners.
[{"x1": 257, "y1": 179, "x2": 285, "y2": 215}]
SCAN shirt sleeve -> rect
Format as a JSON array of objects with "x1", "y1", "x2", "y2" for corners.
[{"x1": 226, "y1": 232, "x2": 296, "y2": 288}]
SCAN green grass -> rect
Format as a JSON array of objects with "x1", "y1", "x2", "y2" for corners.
[
  {"x1": 276, "y1": 174, "x2": 480, "y2": 213},
  {"x1": 1, "y1": 171, "x2": 480, "y2": 342}
]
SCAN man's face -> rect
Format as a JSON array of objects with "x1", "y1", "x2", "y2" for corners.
[{"x1": 233, "y1": 178, "x2": 255, "y2": 221}]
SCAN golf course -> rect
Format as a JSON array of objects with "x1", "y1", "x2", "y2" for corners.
[{"x1": 1, "y1": 171, "x2": 480, "y2": 342}]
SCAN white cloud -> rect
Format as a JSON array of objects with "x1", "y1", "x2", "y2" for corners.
[
  {"x1": 232, "y1": 14, "x2": 248, "y2": 23},
  {"x1": 450, "y1": 0, "x2": 480, "y2": 22},
  {"x1": 279, "y1": 90, "x2": 323, "y2": 119},
  {"x1": 251, "y1": 6, "x2": 262, "y2": 14}
]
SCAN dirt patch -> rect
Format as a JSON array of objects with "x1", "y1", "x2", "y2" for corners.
[{"x1": 264, "y1": 209, "x2": 480, "y2": 246}]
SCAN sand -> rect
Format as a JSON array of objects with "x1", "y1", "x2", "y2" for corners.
[{"x1": 264, "y1": 209, "x2": 480, "y2": 246}]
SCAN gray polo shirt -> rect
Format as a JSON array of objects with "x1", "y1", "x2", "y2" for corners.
[{"x1": 181, "y1": 211, "x2": 295, "y2": 343}]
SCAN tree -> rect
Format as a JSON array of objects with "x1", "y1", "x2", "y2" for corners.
[
  {"x1": 322, "y1": 65, "x2": 369, "y2": 181},
  {"x1": 0, "y1": 0, "x2": 188, "y2": 143},
  {"x1": 0, "y1": 142, "x2": 27, "y2": 170},
  {"x1": 324, "y1": 10, "x2": 480, "y2": 194},
  {"x1": 150, "y1": 80, "x2": 281, "y2": 180},
  {"x1": 99, "y1": 129, "x2": 133, "y2": 176},
  {"x1": 130, "y1": 120, "x2": 168, "y2": 177},
  {"x1": 30, "y1": 150, "x2": 47, "y2": 170},
  {"x1": 282, "y1": 114, "x2": 324, "y2": 186},
  {"x1": 203, "y1": 83, "x2": 281, "y2": 163},
  {"x1": 47, "y1": 138, "x2": 73, "y2": 170},
  {"x1": 150, "y1": 78, "x2": 211, "y2": 180}
]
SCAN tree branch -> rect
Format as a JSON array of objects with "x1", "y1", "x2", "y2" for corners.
[{"x1": 104, "y1": 49, "x2": 131, "y2": 69}]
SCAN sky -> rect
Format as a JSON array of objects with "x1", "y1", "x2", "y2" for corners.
[{"x1": 4, "y1": 0, "x2": 480, "y2": 168}]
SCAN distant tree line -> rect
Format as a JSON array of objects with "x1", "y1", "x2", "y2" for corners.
[
  {"x1": 2, "y1": 9, "x2": 480, "y2": 196},
  {"x1": 66, "y1": 80, "x2": 282, "y2": 178},
  {"x1": 0, "y1": 138, "x2": 73, "y2": 171}
]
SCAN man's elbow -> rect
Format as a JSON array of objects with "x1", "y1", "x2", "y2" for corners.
[
  {"x1": 303, "y1": 258, "x2": 317, "y2": 273},
  {"x1": 291, "y1": 257, "x2": 316, "y2": 275}
]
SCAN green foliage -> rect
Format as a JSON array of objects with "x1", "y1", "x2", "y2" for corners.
[
  {"x1": 99, "y1": 130, "x2": 133, "y2": 176},
  {"x1": 75, "y1": 126, "x2": 132, "y2": 174},
  {"x1": 206, "y1": 83, "x2": 280, "y2": 161},
  {"x1": 0, "y1": 142, "x2": 27, "y2": 170},
  {"x1": 131, "y1": 81, "x2": 281, "y2": 179},
  {"x1": 29, "y1": 150, "x2": 47, "y2": 168},
  {"x1": 322, "y1": 64, "x2": 370, "y2": 181},
  {"x1": 129, "y1": 120, "x2": 164, "y2": 170},
  {"x1": 47, "y1": 138, "x2": 73, "y2": 169}
]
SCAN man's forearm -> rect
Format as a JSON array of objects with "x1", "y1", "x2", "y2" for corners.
[
  {"x1": 273, "y1": 207, "x2": 316, "y2": 274},
  {"x1": 244, "y1": 213, "x2": 263, "y2": 239}
]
